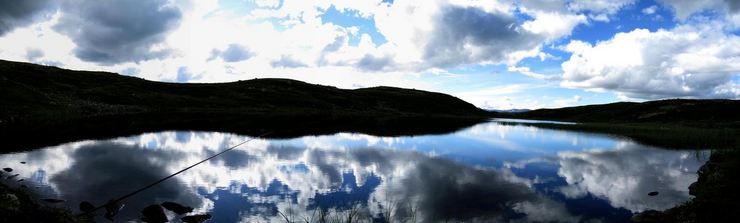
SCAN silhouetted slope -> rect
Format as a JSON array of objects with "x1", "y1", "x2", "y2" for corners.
[
  {"x1": 0, "y1": 59, "x2": 485, "y2": 124},
  {"x1": 509, "y1": 99, "x2": 740, "y2": 127}
]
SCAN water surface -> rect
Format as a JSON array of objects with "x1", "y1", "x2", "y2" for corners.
[{"x1": 0, "y1": 120, "x2": 706, "y2": 222}]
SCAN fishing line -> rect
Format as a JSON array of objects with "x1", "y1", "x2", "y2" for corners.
[{"x1": 78, "y1": 131, "x2": 273, "y2": 217}]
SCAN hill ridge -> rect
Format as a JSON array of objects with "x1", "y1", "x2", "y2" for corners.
[{"x1": 0, "y1": 59, "x2": 486, "y2": 124}]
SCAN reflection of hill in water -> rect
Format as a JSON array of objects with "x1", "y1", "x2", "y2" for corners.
[{"x1": 0, "y1": 122, "x2": 706, "y2": 222}]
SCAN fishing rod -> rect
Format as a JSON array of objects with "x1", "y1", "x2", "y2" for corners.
[{"x1": 78, "y1": 131, "x2": 273, "y2": 217}]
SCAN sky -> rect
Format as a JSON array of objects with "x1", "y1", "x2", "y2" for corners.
[{"x1": 0, "y1": 0, "x2": 739, "y2": 109}]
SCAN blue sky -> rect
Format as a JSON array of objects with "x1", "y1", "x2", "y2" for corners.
[{"x1": 0, "y1": 0, "x2": 739, "y2": 109}]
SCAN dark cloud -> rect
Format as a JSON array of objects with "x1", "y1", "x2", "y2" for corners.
[
  {"x1": 424, "y1": 6, "x2": 542, "y2": 67},
  {"x1": 317, "y1": 35, "x2": 346, "y2": 66},
  {"x1": 305, "y1": 149, "x2": 343, "y2": 184},
  {"x1": 208, "y1": 149, "x2": 256, "y2": 169},
  {"x1": 322, "y1": 35, "x2": 346, "y2": 53},
  {"x1": 727, "y1": 0, "x2": 740, "y2": 13},
  {"x1": 25, "y1": 48, "x2": 44, "y2": 61},
  {"x1": 50, "y1": 143, "x2": 202, "y2": 221},
  {"x1": 53, "y1": 0, "x2": 182, "y2": 64},
  {"x1": 270, "y1": 55, "x2": 307, "y2": 68},
  {"x1": 356, "y1": 54, "x2": 395, "y2": 71},
  {"x1": 0, "y1": 0, "x2": 56, "y2": 36},
  {"x1": 266, "y1": 145, "x2": 305, "y2": 160},
  {"x1": 395, "y1": 154, "x2": 538, "y2": 221},
  {"x1": 208, "y1": 44, "x2": 254, "y2": 62}
]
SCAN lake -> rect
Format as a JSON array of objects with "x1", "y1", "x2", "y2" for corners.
[{"x1": 0, "y1": 119, "x2": 707, "y2": 222}]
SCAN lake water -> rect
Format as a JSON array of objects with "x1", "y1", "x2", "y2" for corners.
[{"x1": 0, "y1": 120, "x2": 707, "y2": 222}]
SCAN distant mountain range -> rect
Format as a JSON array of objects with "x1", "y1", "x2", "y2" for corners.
[{"x1": 488, "y1": 108, "x2": 531, "y2": 113}]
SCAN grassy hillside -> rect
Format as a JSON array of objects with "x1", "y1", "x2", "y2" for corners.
[
  {"x1": 0, "y1": 59, "x2": 485, "y2": 124},
  {"x1": 495, "y1": 99, "x2": 740, "y2": 149},
  {"x1": 0, "y1": 59, "x2": 489, "y2": 152},
  {"x1": 505, "y1": 99, "x2": 740, "y2": 128}
]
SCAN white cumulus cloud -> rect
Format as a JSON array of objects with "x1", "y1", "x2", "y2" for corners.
[{"x1": 561, "y1": 23, "x2": 740, "y2": 99}]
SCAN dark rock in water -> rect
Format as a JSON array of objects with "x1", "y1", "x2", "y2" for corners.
[
  {"x1": 79, "y1": 201, "x2": 95, "y2": 213},
  {"x1": 182, "y1": 214, "x2": 212, "y2": 223},
  {"x1": 632, "y1": 210, "x2": 664, "y2": 222},
  {"x1": 648, "y1": 191, "x2": 659, "y2": 196},
  {"x1": 7, "y1": 174, "x2": 19, "y2": 179},
  {"x1": 161, "y1": 201, "x2": 194, "y2": 215},
  {"x1": 689, "y1": 182, "x2": 699, "y2": 196},
  {"x1": 141, "y1": 204, "x2": 168, "y2": 223},
  {"x1": 104, "y1": 200, "x2": 124, "y2": 221},
  {"x1": 42, "y1": 198, "x2": 65, "y2": 203},
  {"x1": 20, "y1": 162, "x2": 26, "y2": 164},
  {"x1": 3, "y1": 168, "x2": 12, "y2": 172}
]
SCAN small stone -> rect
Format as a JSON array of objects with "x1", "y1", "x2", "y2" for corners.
[
  {"x1": 3, "y1": 168, "x2": 12, "y2": 172},
  {"x1": 648, "y1": 191, "x2": 659, "y2": 196},
  {"x1": 161, "y1": 201, "x2": 194, "y2": 215},
  {"x1": 104, "y1": 200, "x2": 124, "y2": 220},
  {"x1": 79, "y1": 201, "x2": 95, "y2": 213},
  {"x1": 20, "y1": 162, "x2": 26, "y2": 164},
  {"x1": 42, "y1": 198, "x2": 65, "y2": 203},
  {"x1": 632, "y1": 210, "x2": 664, "y2": 222},
  {"x1": 182, "y1": 214, "x2": 212, "y2": 223},
  {"x1": 141, "y1": 204, "x2": 168, "y2": 223},
  {"x1": 689, "y1": 182, "x2": 700, "y2": 196}
]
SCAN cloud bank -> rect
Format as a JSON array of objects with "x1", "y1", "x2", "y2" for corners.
[
  {"x1": 0, "y1": 0, "x2": 56, "y2": 36},
  {"x1": 54, "y1": 0, "x2": 182, "y2": 64},
  {"x1": 561, "y1": 23, "x2": 740, "y2": 99}
]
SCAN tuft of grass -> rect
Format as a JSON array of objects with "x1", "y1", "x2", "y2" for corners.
[{"x1": 0, "y1": 183, "x2": 89, "y2": 223}]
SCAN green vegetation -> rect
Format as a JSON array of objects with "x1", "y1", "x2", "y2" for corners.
[{"x1": 0, "y1": 183, "x2": 87, "y2": 223}]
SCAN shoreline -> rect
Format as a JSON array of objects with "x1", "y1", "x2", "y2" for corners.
[
  {"x1": 632, "y1": 149, "x2": 740, "y2": 222},
  {"x1": 0, "y1": 183, "x2": 86, "y2": 222},
  {"x1": 0, "y1": 113, "x2": 488, "y2": 153}
]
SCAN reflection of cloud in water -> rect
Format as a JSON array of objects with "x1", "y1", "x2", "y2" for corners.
[
  {"x1": 198, "y1": 180, "x2": 298, "y2": 222},
  {"x1": 0, "y1": 128, "x2": 705, "y2": 222},
  {"x1": 50, "y1": 143, "x2": 203, "y2": 221},
  {"x1": 553, "y1": 141, "x2": 704, "y2": 212},
  {"x1": 374, "y1": 150, "x2": 576, "y2": 222}
]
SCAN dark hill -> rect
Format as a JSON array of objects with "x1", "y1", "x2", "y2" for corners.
[
  {"x1": 0, "y1": 59, "x2": 485, "y2": 123},
  {"x1": 507, "y1": 99, "x2": 740, "y2": 127},
  {"x1": 0, "y1": 59, "x2": 486, "y2": 152}
]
